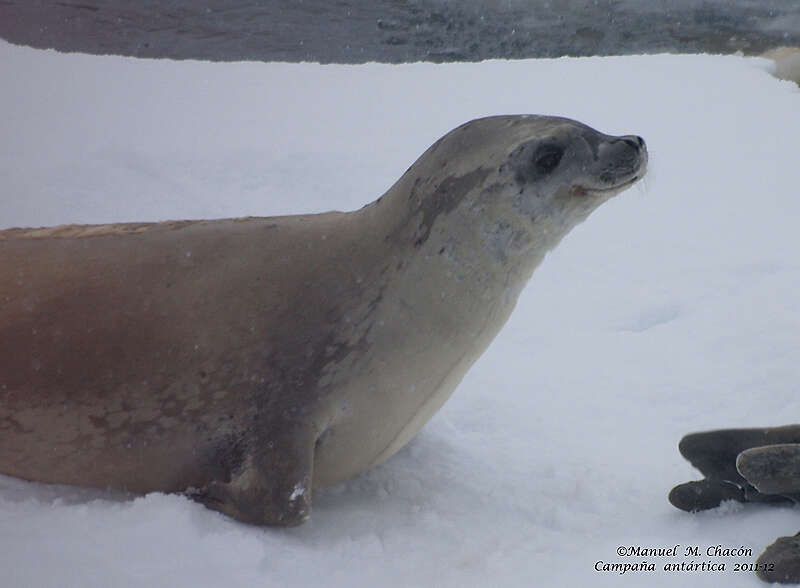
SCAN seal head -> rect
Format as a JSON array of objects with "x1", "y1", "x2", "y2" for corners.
[{"x1": 368, "y1": 115, "x2": 647, "y2": 275}]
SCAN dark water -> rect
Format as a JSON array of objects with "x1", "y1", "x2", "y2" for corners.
[{"x1": 1, "y1": 0, "x2": 798, "y2": 63}]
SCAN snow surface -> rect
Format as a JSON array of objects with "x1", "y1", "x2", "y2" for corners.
[{"x1": 2, "y1": 40, "x2": 800, "y2": 587}]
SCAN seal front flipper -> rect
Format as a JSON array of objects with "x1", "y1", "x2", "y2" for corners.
[{"x1": 189, "y1": 430, "x2": 314, "y2": 526}]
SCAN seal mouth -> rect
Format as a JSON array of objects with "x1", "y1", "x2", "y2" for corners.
[{"x1": 571, "y1": 174, "x2": 643, "y2": 196}]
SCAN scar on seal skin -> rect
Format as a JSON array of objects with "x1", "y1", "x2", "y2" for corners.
[{"x1": 0, "y1": 115, "x2": 647, "y2": 526}]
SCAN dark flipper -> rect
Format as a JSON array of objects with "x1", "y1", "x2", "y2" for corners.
[
  {"x1": 668, "y1": 479, "x2": 745, "y2": 512},
  {"x1": 671, "y1": 426, "x2": 800, "y2": 510},
  {"x1": 679, "y1": 426, "x2": 800, "y2": 484},
  {"x1": 757, "y1": 533, "x2": 800, "y2": 585},
  {"x1": 188, "y1": 430, "x2": 315, "y2": 526},
  {"x1": 671, "y1": 426, "x2": 800, "y2": 585},
  {"x1": 737, "y1": 444, "x2": 800, "y2": 497}
]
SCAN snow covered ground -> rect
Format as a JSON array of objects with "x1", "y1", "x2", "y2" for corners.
[{"x1": 2, "y1": 40, "x2": 800, "y2": 587}]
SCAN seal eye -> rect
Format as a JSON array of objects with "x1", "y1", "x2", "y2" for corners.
[{"x1": 534, "y1": 146, "x2": 563, "y2": 175}]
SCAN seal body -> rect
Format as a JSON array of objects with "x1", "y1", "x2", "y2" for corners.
[
  {"x1": 762, "y1": 46, "x2": 800, "y2": 85},
  {"x1": 0, "y1": 115, "x2": 647, "y2": 525}
]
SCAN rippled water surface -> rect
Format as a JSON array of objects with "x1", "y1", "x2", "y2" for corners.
[{"x1": 1, "y1": 0, "x2": 798, "y2": 63}]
